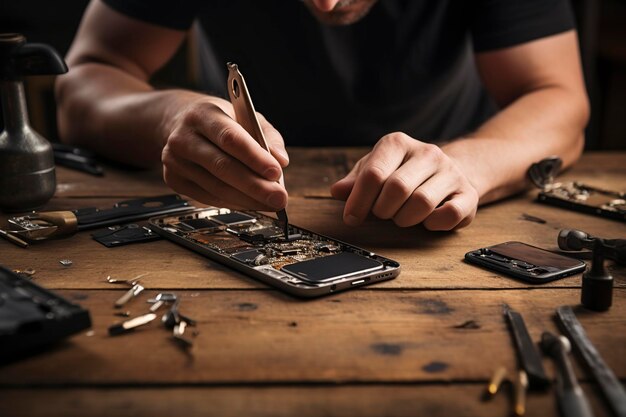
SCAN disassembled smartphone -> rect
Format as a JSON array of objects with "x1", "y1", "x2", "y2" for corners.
[
  {"x1": 465, "y1": 241, "x2": 586, "y2": 284},
  {"x1": 528, "y1": 157, "x2": 625, "y2": 222},
  {"x1": 149, "y1": 208, "x2": 400, "y2": 297},
  {"x1": 538, "y1": 183, "x2": 625, "y2": 222}
]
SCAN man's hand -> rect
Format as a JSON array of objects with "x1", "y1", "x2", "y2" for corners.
[
  {"x1": 330, "y1": 133, "x2": 479, "y2": 230},
  {"x1": 161, "y1": 96, "x2": 289, "y2": 211},
  {"x1": 56, "y1": 1, "x2": 290, "y2": 212}
]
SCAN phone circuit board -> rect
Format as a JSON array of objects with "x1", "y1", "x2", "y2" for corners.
[
  {"x1": 149, "y1": 208, "x2": 400, "y2": 297},
  {"x1": 538, "y1": 182, "x2": 626, "y2": 222}
]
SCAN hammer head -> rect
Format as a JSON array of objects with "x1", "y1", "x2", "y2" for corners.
[
  {"x1": 558, "y1": 229, "x2": 626, "y2": 265},
  {"x1": 558, "y1": 229, "x2": 593, "y2": 251}
]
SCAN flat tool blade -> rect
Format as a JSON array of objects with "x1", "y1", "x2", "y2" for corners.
[
  {"x1": 557, "y1": 306, "x2": 626, "y2": 417},
  {"x1": 503, "y1": 304, "x2": 550, "y2": 390}
]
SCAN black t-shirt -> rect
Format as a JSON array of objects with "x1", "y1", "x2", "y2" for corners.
[{"x1": 101, "y1": 0, "x2": 575, "y2": 146}]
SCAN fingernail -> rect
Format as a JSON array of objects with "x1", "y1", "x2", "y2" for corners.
[
  {"x1": 345, "y1": 214, "x2": 360, "y2": 226},
  {"x1": 267, "y1": 192, "x2": 285, "y2": 209},
  {"x1": 263, "y1": 167, "x2": 281, "y2": 181}
]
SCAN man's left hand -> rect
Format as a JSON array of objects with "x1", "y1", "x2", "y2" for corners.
[{"x1": 330, "y1": 132, "x2": 479, "y2": 231}]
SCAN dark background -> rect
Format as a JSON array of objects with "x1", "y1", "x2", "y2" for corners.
[{"x1": 1, "y1": 0, "x2": 625, "y2": 150}]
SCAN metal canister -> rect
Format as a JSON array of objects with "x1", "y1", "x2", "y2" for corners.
[{"x1": 0, "y1": 33, "x2": 67, "y2": 211}]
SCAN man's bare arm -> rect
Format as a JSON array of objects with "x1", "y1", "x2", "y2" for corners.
[
  {"x1": 443, "y1": 30, "x2": 589, "y2": 205},
  {"x1": 55, "y1": 0, "x2": 191, "y2": 166},
  {"x1": 56, "y1": 0, "x2": 289, "y2": 210}
]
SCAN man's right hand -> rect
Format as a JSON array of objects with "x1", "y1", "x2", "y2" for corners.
[
  {"x1": 161, "y1": 96, "x2": 289, "y2": 211},
  {"x1": 56, "y1": 1, "x2": 289, "y2": 211}
]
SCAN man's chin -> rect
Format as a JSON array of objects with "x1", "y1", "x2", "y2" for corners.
[{"x1": 304, "y1": 0, "x2": 379, "y2": 26}]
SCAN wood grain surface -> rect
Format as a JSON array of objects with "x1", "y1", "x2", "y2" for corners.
[
  {"x1": 1, "y1": 289, "x2": 625, "y2": 385},
  {"x1": 0, "y1": 150, "x2": 625, "y2": 417},
  {"x1": 0, "y1": 383, "x2": 616, "y2": 417},
  {"x1": 1, "y1": 196, "x2": 624, "y2": 290}
]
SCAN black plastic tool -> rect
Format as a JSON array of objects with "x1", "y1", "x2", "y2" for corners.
[
  {"x1": 558, "y1": 229, "x2": 623, "y2": 311},
  {"x1": 503, "y1": 304, "x2": 550, "y2": 390},
  {"x1": 0, "y1": 265, "x2": 91, "y2": 362},
  {"x1": 52, "y1": 143, "x2": 103, "y2": 176},
  {"x1": 558, "y1": 229, "x2": 626, "y2": 265}
]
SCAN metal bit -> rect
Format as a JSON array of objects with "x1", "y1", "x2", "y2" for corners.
[
  {"x1": 173, "y1": 320, "x2": 187, "y2": 338},
  {"x1": 162, "y1": 300, "x2": 181, "y2": 329},
  {"x1": 13, "y1": 268, "x2": 36, "y2": 278},
  {"x1": 487, "y1": 366, "x2": 508, "y2": 396},
  {"x1": 162, "y1": 300, "x2": 197, "y2": 329},
  {"x1": 150, "y1": 300, "x2": 165, "y2": 312},
  {"x1": 148, "y1": 293, "x2": 177, "y2": 312},
  {"x1": 514, "y1": 370, "x2": 529, "y2": 416},
  {"x1": 0, "y1": 228, "x2": 29, "y2": 248},
  {"x1": 108, "y1": 313, "x2": 157, "y2": 336},
  {"x1": 172, "y1": 316, "x2": 194, "y2": 348},
  {"x1": 114, "y1": 283, "x2": 144, "y2": 308},
  {"x1": 106, "y1": 273, "x2": 146, "y2": 286}
]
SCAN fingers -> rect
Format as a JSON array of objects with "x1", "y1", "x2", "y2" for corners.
[
  {"x1": 370, "y1": 156, "x2": 436, "y2": 220},
  {"x1": 341, "y1": 135, "x2": 409, "y2": 225},
  {"x1": 330, "y1": 157, "x2": 366, "y2": 201},
  {"x1": 391, "y1": 171, "x2": 464, "y2": 227},
  {"x1": 162, "y1": 152, "x2": 277, "y2": 211},
  {"x1": 163, "y1": 169, "x2": 239, "y2": 210},
  {"x1": 422, "y1": 191, "x2": 478, "y2": 231},
  {"x1": 332, "y1": 133, "x2": 479, "y2": 230},
  {"x1": 162, "y1": 131, "x2": 287, "y2": 210},
  {"x1": 184, "y1": 103, "x2": 284, "y2": 181},
  {"x1": 330, "y1": 177, "x2": 355, "y2": 201}
]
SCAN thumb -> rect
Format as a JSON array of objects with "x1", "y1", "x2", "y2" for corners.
[
  {"x1": 330, "y1": 176, "x2": 356, "y2": 201},
  {"x1": 330, "y1": 158, "x2": 364, "y2": 201}
]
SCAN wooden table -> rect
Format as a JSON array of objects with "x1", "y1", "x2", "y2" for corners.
[{"x1": 0, "y1": 149, "x2": 624, "y2": 417}]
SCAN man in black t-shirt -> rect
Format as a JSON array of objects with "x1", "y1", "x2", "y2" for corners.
[{"x1": 56, "y1": 0, "x2": 589, "y2": 230}]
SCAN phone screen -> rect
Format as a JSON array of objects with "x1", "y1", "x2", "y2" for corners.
[
  {"x1": 489, "y1": 241, "x2": 583, "y2": 269},
  {"x1": 465, "y1": 241, "x2": 586, "y2": 283},
  {"x1": 281, "y1": 252, "x2": 384, "y2": 283}
]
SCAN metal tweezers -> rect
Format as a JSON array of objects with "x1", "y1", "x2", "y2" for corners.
[{"x1": 226, "y1": 62, "x2": 289, "y2": 239}]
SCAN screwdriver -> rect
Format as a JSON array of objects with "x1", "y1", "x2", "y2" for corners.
[{"x1": 541, "y1": 332, "x2": 595, "y2": 417}]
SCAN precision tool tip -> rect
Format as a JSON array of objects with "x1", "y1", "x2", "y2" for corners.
[
  {"x1": 514, "y1": 371, "x2": 528, "y2": 416},
  {"x1": 277, "y1": 209, "x2": 289, "y2": 240},
  {"x1": 0, "y1": 229, "x2": 29, "y2": 248},
  {"x1": 502, "y1": 303, "x2": 512, "y2": 315}
]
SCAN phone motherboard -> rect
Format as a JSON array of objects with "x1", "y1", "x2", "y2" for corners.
[{"x1": 149, "y1": 208, "x2": 400, "y2": 297}]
